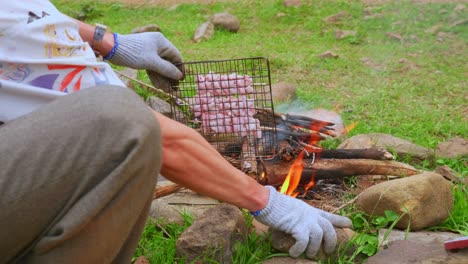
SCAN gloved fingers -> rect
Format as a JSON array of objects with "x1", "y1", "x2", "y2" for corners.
[
  {"x1": 318, "y1": 217, "x2": 337, "y2": 254},
  {"x1": 288, "y1": 232, "x2": 309, "y2": 258},
  {"x1": 154, "y1": 33, "x2": 184, "y2": 65},
  {"x1": 304, "y1": 224, "x2": 323, "y2": 258},
  {"x1": 146, "y1": 70, "x2": 177, "y2": 93},
  {"x1": 318, "y1": 211, "x2": 352, "y2": 228},
  {"x1": 150, "y1": 57, "x2": 184, "y2": 80}
]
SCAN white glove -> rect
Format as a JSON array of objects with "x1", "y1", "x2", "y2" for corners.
[
  {"x1": 107, "y1": 32, "x2": 184, "y2": 80},
  {"x1": 254, "y1": 186, "x2": 352, "y2": 258}
]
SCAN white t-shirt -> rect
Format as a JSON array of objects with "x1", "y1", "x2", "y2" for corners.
[{"x1": 0, "y1": 1, "x2": 125, "y2": 123}]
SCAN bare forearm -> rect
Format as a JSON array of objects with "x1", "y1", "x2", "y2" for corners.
[
  {"x1": 71, "y1": 18, "x2": 115, "y2": 57},
  {"x1": 153, "y1": 111, "x2": 269, "y2": 212}
]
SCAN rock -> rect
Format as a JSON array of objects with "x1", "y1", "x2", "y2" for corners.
[
  {"x1": 378, "y1": 229, "x2": 465, "y2": 248},
  {"x1": 262, "y1": 257, "x2": 316, "y2": 264},
  {"x1": 117, "y1": 67, "x2": 138, "y2": 89},
  {"x1": 271, "y1": 82, "x2": 297, "y2": 102},
  {"x1": 210, "y1": 12, "x2": 240, "y2": 32},
  {"x1": 360, "y1": 57, "x2": 386, "y2": 71},
  {"x1": 193, "y1": 21, "x2": 214, "y2": 43},
  {"x1": 425, "y1": 24, "x2": 443, "y2": 35},
  {"x1": 150, "y1": 190, "x2": 220, "y2": 225},
  {"x1": 338, "y1": 133, "x2": 434, "y2": 161},
  {"x1": 133, "y1": 255, "x2": 150, "y2": 264},
  {"x1": 323, "y1": 11, "x2": 350, "y2": 24},
  {"x1": 334, "y1": 30, "x2": 357, "y2": 39},
  {"x1": 356, "y1": 172, "x2": 453, "y2": 231},
  {"x1": 271, "y1": 228, "x2": 355, "y2": 261},
  {"x1": 176, "y1": 204, "x2": 247, "y2": 263},
  {"x1": 131, "y1": 24, "x2": 161, "y2": 33},
  {"x1": 319, "y1": 50, "x2": 339, "y2": 59},
  {"x1": 366, "y1": 239, "x2": 468, "y2": 264},
  {"x1": 251, "y1": 218, "x2": 269, "y2": 235},
  {"x1": 146, "y1": 96, "x2": 172, "y2": 117},
  {"x1": 283, "y1": 0, "x2": 302, "y2": 7},
  {"x1": 454, "y1": 4, "x2": 465, "y2": 12},
  {"x1": 386, "y1": 32, "x2": 404, "y2": 42},
  {"x1": 436, "y1": 137, "x2": 468, "y2": 158},
  {"x1": 435, "y1": 165, "x2": 465, "y2": 184}
]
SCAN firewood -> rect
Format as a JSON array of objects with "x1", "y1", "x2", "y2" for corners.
[
  {"x1": 153, "y1": 184, "x2": 182, "y2": 199},
  {"x1": 256, "y1": 158, "x2": 419, "y2": 187},
  {"x1": 320, "y1": 148, "x2": 394, "y2": 160},
  {"x1": 275, "y1": 147, "x2": 393, "y2": 163}
]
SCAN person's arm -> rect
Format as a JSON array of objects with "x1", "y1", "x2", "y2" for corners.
[
  {"x1": 152, "y1": 110, "x2": 352, "y2": 259},
  {"x1": 72, "y1": 19, "x2": 115, "y2": 58},
  {"x1": 153, "y1": 110, "x2": 269, "y2": 212}
]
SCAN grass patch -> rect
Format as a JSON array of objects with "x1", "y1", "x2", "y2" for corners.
[{"x1": 132, "y1": 212, "x2": 193, "y2": 263}]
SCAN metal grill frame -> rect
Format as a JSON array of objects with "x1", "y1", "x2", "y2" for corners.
[{"x1": 169, "y1": 57, "x2": 277, "y2": 161}]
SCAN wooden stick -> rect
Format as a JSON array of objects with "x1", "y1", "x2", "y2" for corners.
[
  {"x1": 331, "y1": 194, "x2": 362, "y2": 213},
  {"x1": 153, "y1": 184, "x2": 182, "y2": 199},
  {"x1": 257, "y1": 158, "x2": 419, "y2": 186}
]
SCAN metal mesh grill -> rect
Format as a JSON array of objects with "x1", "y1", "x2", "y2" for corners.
[{"x1": 169, "y1": 57, "x2": 277, "y2": 161}]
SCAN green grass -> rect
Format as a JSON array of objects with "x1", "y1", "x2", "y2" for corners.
[
  {"x1": 132, "y1": 212, "x2": 193, "y2": 263},
  {"x1": 52, "y1": 0, "x2": 467, "y2": 148},
  {"x1": 51, "y1": 0, "x2": 467, "y2": 263}
]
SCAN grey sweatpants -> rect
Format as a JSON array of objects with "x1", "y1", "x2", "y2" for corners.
[{"x1": 0, "y1": 86, "x2": 162, "y2": 263}]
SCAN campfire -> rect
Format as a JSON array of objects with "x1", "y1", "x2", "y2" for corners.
[{"x1": 167, "y1": 57, "x2": 419, "y2": 197}]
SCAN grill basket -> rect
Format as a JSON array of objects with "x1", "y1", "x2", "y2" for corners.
[{"x1": 169, "y1": 57, "x2": 277, "y2": 164}]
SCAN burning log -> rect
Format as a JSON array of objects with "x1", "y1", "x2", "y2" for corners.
[{"x1": 255, "y1": 158, "x2": 419, "y2": 187}]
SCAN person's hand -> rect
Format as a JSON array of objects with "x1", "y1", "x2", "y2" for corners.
[
  {"x1": 107, "y1": 32, "x2": 184, "y2": 90},
  {"x1": 254, "y1": 186, "x2": 352, "y2": 258}
]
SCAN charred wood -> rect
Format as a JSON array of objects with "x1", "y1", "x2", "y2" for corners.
[{"x1": 255, "y1": 158, "x2": 419, "y2": 187}]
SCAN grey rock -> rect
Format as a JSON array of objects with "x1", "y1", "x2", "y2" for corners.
[
  {"x1": 436, "y1": 137, "x2": 468, "y2": 158},
  {"x1": 271, "y1": 82, "x2": 297, "y2": 102},
  {"x1": 323, "y1": 11, "x2": 351, "y2": 24},
  {"x1": 193, "y1": 21, "x2": 214, "y2": 43},
  {"x1": 210, "y1": 12, "x2": 240, "y2": 33},
  {"x1": 334, "y1": 30, "x2": 357, "y2": 39},
  {"x1": 283, "y1": 0, "x2": 302, "y2": 7},
  {"x1": 366, "y1": 239, "x2": 468, "y2": 264},
  {"x1": 356, "y1": 172, "x2": 453, "y2": 231},
  {"x1": 338, "y1": 133, "x2": 434, "y2": 161},
  {"x1": 146, "y1": 96, "x2": 172, "y2": 117},
  {"x1": 150, "y1": 190, "x2": 220, "y2": 225},
  {"x1": 262, "y1": 257, "x2": 316, "y2": 264},
  {"x1": 176, "y1": 204, "x2": 247, "y2": 264},
  {"x1": 319, "y1": 50, "x2": 339, "y2": 59},
  {"x1": 378, "y1": 229, "x2": 465, "y2": 247},
  {"x1": 131, "y1": 24, "x2": 161, "y2": 34},
  {"x1": 117, "y1": 67, "x2": 138, "y2": 89}
]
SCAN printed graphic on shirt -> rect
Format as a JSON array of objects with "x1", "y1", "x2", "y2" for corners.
[
  {"x1": 91, "y1": 67, "x2": 110, "y2": 86},
  {"x1": 0, "y1": 63, "x2": 31, "y2": 82},
  {"x1": 47, "y1": 64, "x2": 85, "y2": 92},
  {"x1": 43, "y1": 24, "x2": 87, "y2": 58},
  {"x1": 27, "y1": 10, "x2": 50, "y2": 24},
  {"x1": 28, "y1": 74, "x2": 59, "y2": 90}
]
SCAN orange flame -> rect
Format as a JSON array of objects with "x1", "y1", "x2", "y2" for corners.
[
  {"x1": 280, "y1": 123, "x2": 325, "y2": 197},
  {"x1": 280, "y1": 151, "x2": 304, "y2": 197}
]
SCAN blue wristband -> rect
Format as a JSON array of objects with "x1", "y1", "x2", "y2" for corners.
[
  {"x1": 250, "y1": 210, "x2": 262, "y2": 216},
  {"x1": 103, "y1": 33, "x2": 119, "y2": 60}
]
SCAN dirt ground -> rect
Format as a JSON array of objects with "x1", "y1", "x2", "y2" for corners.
[{"x1": 106, "y1": 0, "x2": 467, "y2": 6}]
